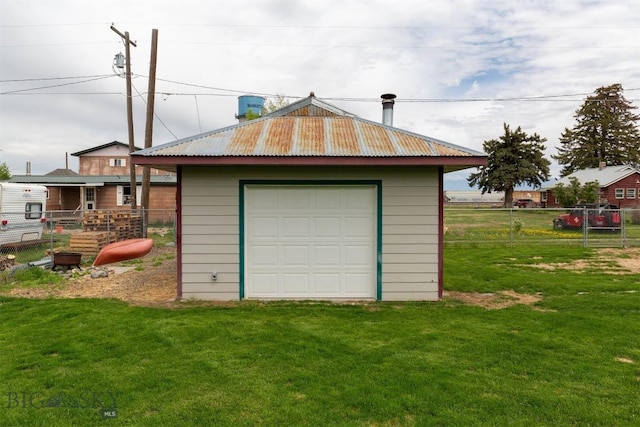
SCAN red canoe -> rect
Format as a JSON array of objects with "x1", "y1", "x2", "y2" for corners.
[{"x1": 93, "y1": 238, "x2": 154, "y2": 267}]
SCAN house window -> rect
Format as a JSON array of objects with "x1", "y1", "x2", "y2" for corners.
[
  {"x1": 122, "y1": 186, "x2": 132, "y2": 205},
  {"x1": 615, "y1": 188, "x2": 624, "y2": 199},
  {"x1": 109, "y1": 158, "x2": 126, "y2": 167},
  {"x1": 541, "y1": 192, "x2": 548, "y2": 202},
  {"x1": 627, "y1": 188, "x2": 636, "y2": 199},
  {"x1": 25, "y1": 202, "x2": 43, "y2": 220},
  {"x1": 117, "y1": 184, "x2": 141, "y2": 206},
  {"x1": 85, "y1": 187, "x2": 95, "y2": 202}
]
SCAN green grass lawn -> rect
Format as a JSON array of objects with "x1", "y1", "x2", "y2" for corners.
[{"x1": 1, "y1": 245, "x2": 639, "y2": 426}]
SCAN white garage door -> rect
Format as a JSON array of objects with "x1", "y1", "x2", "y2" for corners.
[{"x1": 244, "y1": 185, "x2": 377, "y2": 299}]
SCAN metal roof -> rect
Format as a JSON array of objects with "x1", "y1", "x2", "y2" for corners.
[
  {"x1": 543, "y1": 165, "x2": 640, "y2": 189},
  {"x1": 9, "y1": 175, "x2": 176, "y2": 186},
  {"x1": 132, "y1": 94, "x2": 486, "y2": 171}
]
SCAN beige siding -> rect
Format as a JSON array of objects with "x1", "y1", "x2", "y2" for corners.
[
  {"x1": 180, "y1": 166, "x2": 440, "y2": 301},
  {"x1": 181, "y1": 168, "x2": 240, "y2": 300},
  {"x1": 381, "y1": 169, "x2": 439, "y2": 300}
]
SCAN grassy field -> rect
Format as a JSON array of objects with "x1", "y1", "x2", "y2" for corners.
[
  {"x1": 1, "y1": 245, "x2": 639, "y2": 426},
  {"x1": 445, "y1": 207, "x2": 640, "y2": 246}
]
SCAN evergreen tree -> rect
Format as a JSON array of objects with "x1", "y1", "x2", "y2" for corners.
[
  {"x1": 468, "y1": 123, "x2": 551, "y2": 207},
  {"x1": 553, "y1": 84, "x2": 640, "y2": 176}
]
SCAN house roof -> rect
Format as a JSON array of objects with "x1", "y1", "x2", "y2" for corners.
[
  {"x1": 543, "y1": 165, "x2": 640, "y2": 189},
  {"x1": 71, "y1": 141, "x2": 142, "y2": 156},
  {"x1": 132, "y1": 94, "x2": 486, "y2": 173},
  {"x1": 9, "y1": 175, "x2": 176, "y2": 186},
  {"x1": 45, "y1": 168, "x2": 79, "y2": 176}
]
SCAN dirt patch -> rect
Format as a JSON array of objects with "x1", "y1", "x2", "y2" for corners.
[
  {"x1": 530, "y1": 247, "x2": 640, "y2": 274},
  {"x1": 3, "y1": 245, "x2": 179, "y2": 308},
  {"x1": 444, "y1": 290, "x2": 542, "y2": 310},
  {"x1": 3, "y1": 246, "x2": 640, "y2": 309}
]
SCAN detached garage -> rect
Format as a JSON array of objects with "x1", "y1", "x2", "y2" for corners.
[{"x1": 132, "y1": 94, "x2": 486, "y2": 301}]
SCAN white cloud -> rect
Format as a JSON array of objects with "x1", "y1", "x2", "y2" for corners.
[{"x1": 1, "y1": 0, "x2": 639, "y2": 181}]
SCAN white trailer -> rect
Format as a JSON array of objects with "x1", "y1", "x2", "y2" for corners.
[{"x1": 0, "y1": 182, "x2": 48, "y2": 247}]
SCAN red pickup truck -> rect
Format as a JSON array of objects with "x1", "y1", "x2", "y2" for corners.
[{"x1": 553, "y1": 203, "x2": 621, "y2": 230}]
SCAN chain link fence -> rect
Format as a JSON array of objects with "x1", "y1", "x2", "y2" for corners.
[
  {"x1": 0, "y1": 209, "x2": 176, "y2": 268},
  {"x1": 445, "y1": 207, "x2": 640, "y2": 247}
]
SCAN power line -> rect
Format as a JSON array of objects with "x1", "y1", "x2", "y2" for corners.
[
  {"x1": 2, "y1": 73, "x2": 639, "y2": 103},
  {"x1": 132, "y1": 82, "x2": 178, "y2": 139},
  {"x1": 0, "y1": 75, "x2": 116, "y2": 94},
  {"x1": 0, "y1": 74, "x2": 113, "y2": 82}
]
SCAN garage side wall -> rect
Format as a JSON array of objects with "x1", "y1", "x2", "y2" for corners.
[{"x1": 180, "y1": 166, "x2": 440, "y2": 301}]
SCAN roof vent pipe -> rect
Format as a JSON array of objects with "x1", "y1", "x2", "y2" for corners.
[{"x1": 381, "y1": 93, "x2": 396, "y2": 126}]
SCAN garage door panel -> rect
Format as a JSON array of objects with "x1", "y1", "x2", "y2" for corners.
[
  {"x1": 245, "y1": 185, "x2": 376, "y2": 299},
  {"x1": 314, "y1": 245, "x2": 340, "y2": 266},
  {"x1": 251, "y1": 217, "x2": 278, "y2": 238},
  {"x1": 345, "y1": 217, "x2": 374, "y2": 238},
  {"x1": 283, "y1": 245, "x2": 309, "y2": 266},
  {"x1": 251, "y1": 245, "x2": 278, "y2": 266},
  {"x1": 252, "y1": 189, "x2": 279, "y2": 210},
  {"x1": 282, "y1": 217, "x2": 309, "y2": 238},
  {"x1": 283, "y1": 274, "x2": 310, "y2": 295},
  {"x1": 314, "y1": 217, "x2": 341, "y2": 238},
  {"x1": 314, "y1": 274, "x2": 341, "y2": 294},
  {"x1": 282, "y1": 189, "x2": 309, "y2": 209},
  {"x1": 345, "y1": 273, "x2": 374, "y2": 295},
  {"x1": 314, "y1": 189, "x2": 341, "y2": 209},
  {"x1": 345, "y1": 245, "x2": 374, "y2": 266},
  {"x1": 345, "y1": 189, "x2": 374, "y2": 209},
  {"x1": 251, "y1": 274, "x2": 278, "y2": 295}
]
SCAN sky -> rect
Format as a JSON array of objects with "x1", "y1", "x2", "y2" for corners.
[{"x1": 1, "y1": 0, "x2": 639, "y2": 189}]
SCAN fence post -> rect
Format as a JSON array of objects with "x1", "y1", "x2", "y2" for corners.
[
  {"x1": 582, "y1": 206, "x2": 588, "y2": 248},
  {"x1": 509, "y1": 208, "x2": 514, "y2": 246},
  {"x1": 107, "y1": 210, "x2": 112, "y2": 244},
  {"x1": 622, "y1": 209, "x2": 627, "y2": 247},
  {"x1": 48, "y1": 210, "x2": 54, "y2": 259}
]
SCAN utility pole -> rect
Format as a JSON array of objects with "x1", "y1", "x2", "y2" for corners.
[
  {"x1": 142, "y1": 28, "x2": 159, "y2": 237},
  {"x1": 110, "y1": 25, "x2": 138, "y2": 211}
]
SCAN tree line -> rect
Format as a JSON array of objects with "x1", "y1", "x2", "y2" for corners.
[{"x1": 468, "y1": 84, "x2": 640, "y2": 207}]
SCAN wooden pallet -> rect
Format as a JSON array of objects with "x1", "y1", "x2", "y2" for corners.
[
  {"x1": 82, "y1": 211, "x2": 142, "y2": 235},
  {"x1": 69, "y1": 231, "x2": 117, "y2": 255}
]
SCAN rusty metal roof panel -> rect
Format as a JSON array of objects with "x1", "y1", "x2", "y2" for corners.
[
  {"x1": 297, "y1": 117, "x2": 326, "y2": 154},
  {"x1": 227, "y1": 120, "x2": 265, "y2": 155},
  {"x1": 134, "y1": 95, "x2": 485, "y2": 159},
  {"x1": 355, "y1": 121, "x2": 396, "y2": 156},
  {"x1": 327, "y1": 117, "x2": 360, "y2": 155},
  {"x1": 137, "y1": 116, "x2": 484, "y2": 158},
  {"x1": 261, "y1": 118, "x2": 294, "y2": 155}
]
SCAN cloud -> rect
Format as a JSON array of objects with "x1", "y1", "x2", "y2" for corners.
[{"x1": 1, "y1": 0, "x2": 639, "y2": 180}]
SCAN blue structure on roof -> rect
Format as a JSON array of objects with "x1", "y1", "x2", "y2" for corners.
[{"x1": 236, "y1": 95, "x2": 265, "y2": 120}]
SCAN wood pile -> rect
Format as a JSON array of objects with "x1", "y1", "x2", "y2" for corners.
[
  {"x1": 0, "y1": 254, "x2": 16, "y2": 271},
  {"x1": 69, "y1": 231, "x2": 117, "y2": 256},
  {"x1": 83, "y1": 210, "x2": 142, "y2": 240}
]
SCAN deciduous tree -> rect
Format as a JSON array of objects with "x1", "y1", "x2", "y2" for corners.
[
  {"x1": 552, "y1": 177, "x2": 600, "y2": 207},
  {"x1": 0, "y1": 162, "x2": 10, "y2": 180}
]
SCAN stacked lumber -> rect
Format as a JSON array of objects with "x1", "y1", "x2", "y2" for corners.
[
  {"x1": 112, "y1": 211, "x2": 143, "y2": 240},
  {"x1": 69, "y1": 231, "x2": 117, "y2": 255},
  {"x1": 83, "y1": 211, "x2": 114, "y2": 232},
  {"x1": 83, "y1": 210, "x2": 143, "y2": 240}
]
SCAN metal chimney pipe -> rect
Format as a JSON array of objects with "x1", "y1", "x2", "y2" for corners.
[{"x1": 381, "y1": 93, "x2": 396, "y2": 126}]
